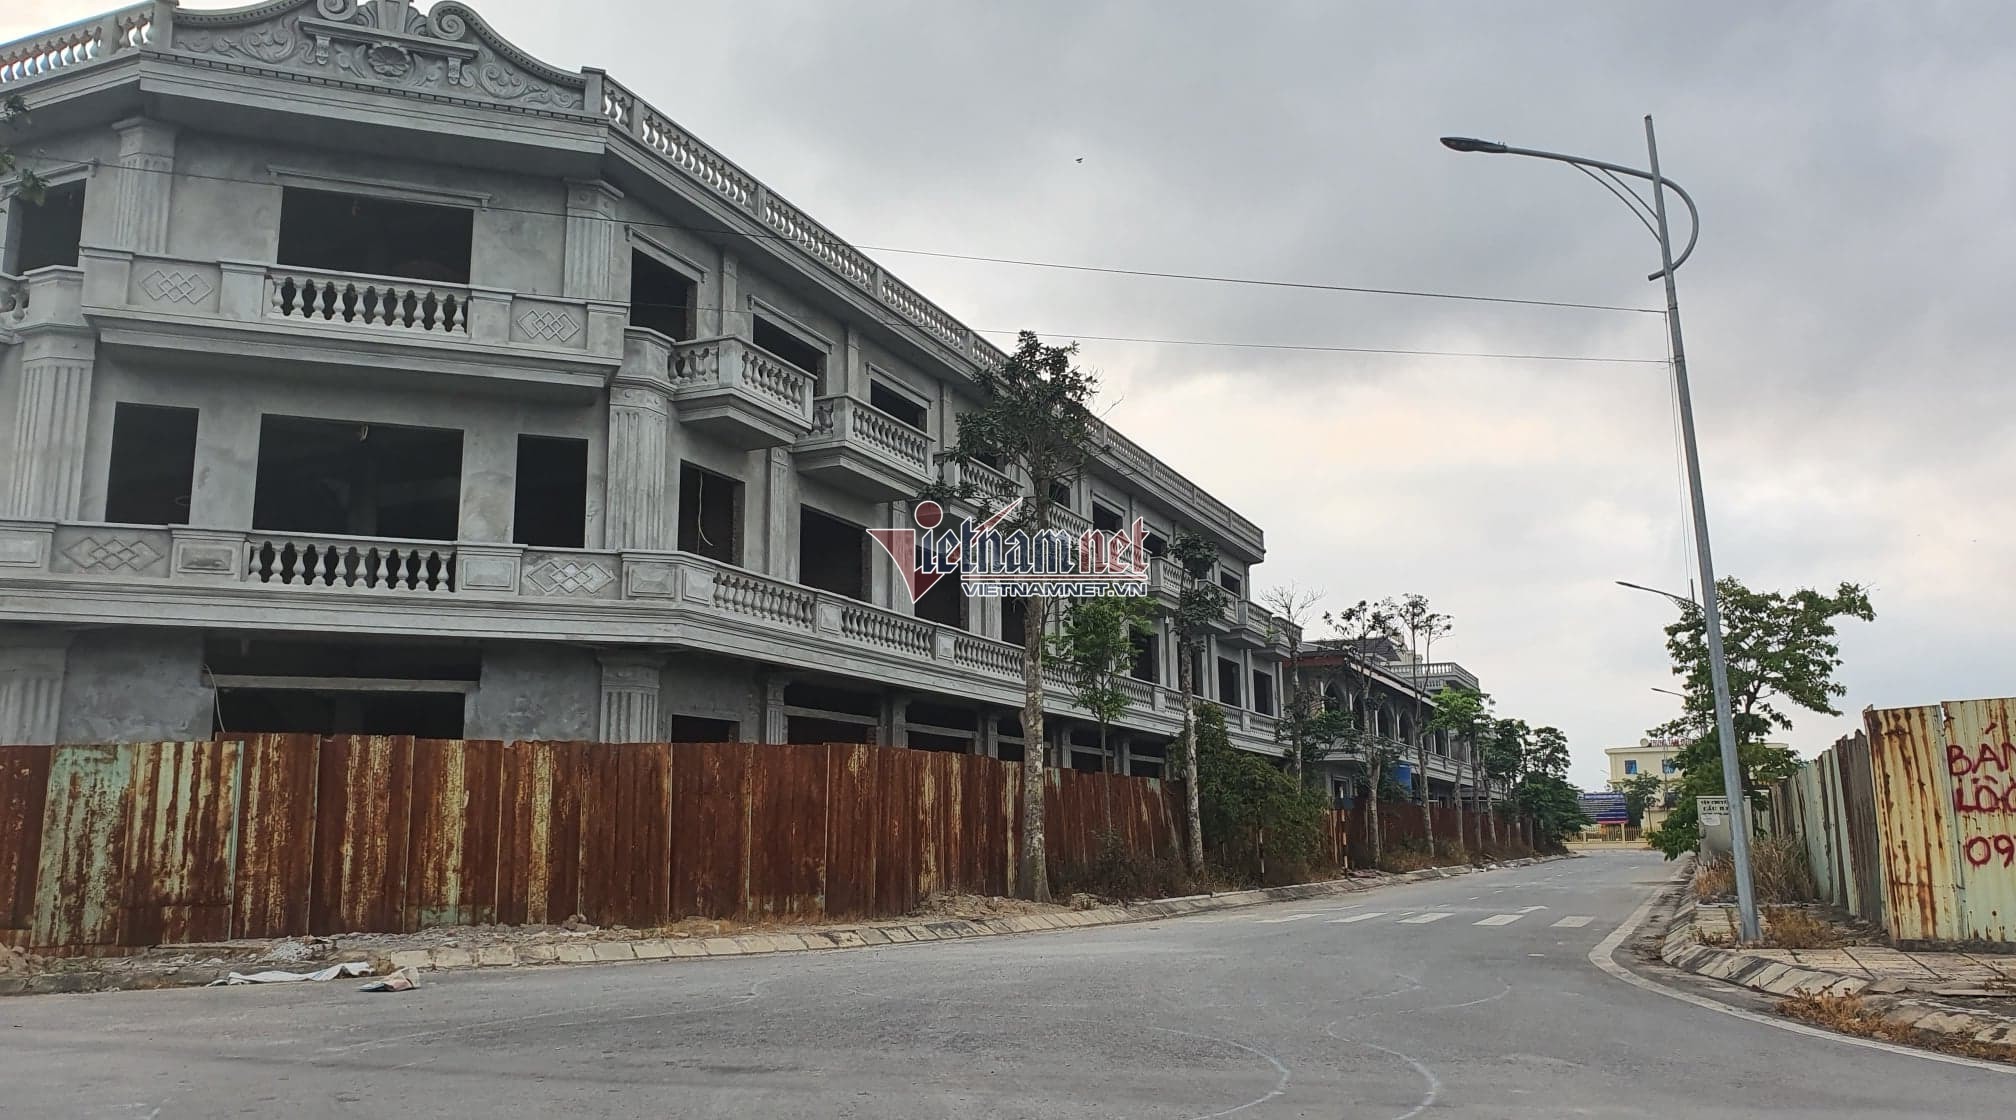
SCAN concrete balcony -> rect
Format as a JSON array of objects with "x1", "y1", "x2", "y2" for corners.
[
  {"x1": 74, "y1": 249, "x2": 625, "y2": 394},
  {"x1": 668, "y1": 335, "x2": 816, "y2": 448},
  {"x1": 795, "y1": 395, "x2": 935, "y2": 502},
  {"x1": 938, "y1": 458, "x2": 1020, "y2": 511},
  {"x1": 0, "y1": 519, "x2": 1292, "y2": 756},
  {"x1": 0, "y1": 266, "x2": 85, "y2": 339}
]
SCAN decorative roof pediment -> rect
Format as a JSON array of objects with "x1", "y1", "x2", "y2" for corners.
[{"x1": 172, "y1": 0, "x2": 587, "y2": 111}]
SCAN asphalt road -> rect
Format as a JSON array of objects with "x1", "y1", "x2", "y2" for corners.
[{"x1": 4, "y1": 851, "x2": 2009, "y2": 1118}]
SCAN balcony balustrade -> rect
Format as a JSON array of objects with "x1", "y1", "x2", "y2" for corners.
[
  {"x1": 668, "y1": 335, "x2": 817, "y2": 448},
  {"x1": 795, "y1": 395, "x2": 935, "y2": 502}
]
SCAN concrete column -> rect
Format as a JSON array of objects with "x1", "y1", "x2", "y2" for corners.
[
  {"x1": 760, "y1": 447, "x2": 796, "y2": 579},
  {"x1": 5, "y1": 334, "x2": 96, "y2": 521},
  {"x1": 459, "y1": 424, "x2": 517, "y2": 543},
  {"x1": 605, "y1": 331, "x2": 673, "y2": 551},
  {"x1": 882, "y1": 691, "x2": 909, "y2": 749},
  {"x1": 978, "y1": 710, "x2": 1000, "y2": 758},
  {"x1": 760, "y1": 674, "x2": 788, "y2": 744},
  {"x1": 111, "y1": 117, "x2": 177, "y2": 254},
  {"x1": 597, "y1": 652, "x2": 663, "y2": 742},
  {"x1": 706, "y1": 251, "x2": 739, "y2": 337},
  {"x1": 0, "y1": 634, "x2": 69, "y2": 745},
  {"x1": 563, "y1": 180, "x2": 624, "y2": 302},
  {"x1": 842, "y1": 325, "x2": 864, "y2": 398}
]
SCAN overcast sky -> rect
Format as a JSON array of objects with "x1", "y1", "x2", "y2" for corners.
[{"x1": 10, "y1": 2, "x2": 2012, "y2": 789}]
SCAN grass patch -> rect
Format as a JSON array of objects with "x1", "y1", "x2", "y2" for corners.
[
  {"x1": 1779, "y1": 993, "x2": 2016, "y2": 1065},
  {"x1": 1052, "y1": 830, "x2": 1208, "y2": 902},
  {"x1": 1754, "y1": 905, "x2": 1844, "y2": 949},
  {"x1": 1692, "y1": 835, "x2": 1820, "y2": 905}
]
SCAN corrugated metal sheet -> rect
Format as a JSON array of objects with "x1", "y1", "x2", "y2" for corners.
[
  {"x1": 0, "y1": 745, "x2": 51, "y2": 947},
  {"x1": 1837, "y1": 729, "x2": 1886, "y2": 932},
  {"x1": 2, "y1": 737, "x2": 1193, "y2": 952},
  {"x1": 1866, "y1": 698, "x2": 2016, "y2": 945}
]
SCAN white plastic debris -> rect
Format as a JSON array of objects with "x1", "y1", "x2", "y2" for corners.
[{"x1": 207, "y1": 961, "x2": 374, "y2": 986}]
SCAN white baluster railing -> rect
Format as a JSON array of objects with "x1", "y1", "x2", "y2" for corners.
[
  {"x1": 0, "y1": 3, "x2": 154, "y2": 85},
  {"x1": 0, "y1": 273, "x2": 27, "y2": 320},
  {"x1": 952, "y1": 632, "x2": 1022, "y2": 678},
  {"x1": 839, "y1": 603, "x2": 933, "y2": 655},
  {"x1": 739, "y1": 342, "x2": 815, "y2": 414},
  {"x1": 711, "y1": 567, "x2": 816, "y2": 627},
  {"x1": 846, "y1": 399, "x2": 932, "y2": 471},
  {"x1": 245, "y1": 533, "x2": 456, "y2": 592},
  {"x1": 268, "y1": 267, "x2": 470, "y2": 334}
]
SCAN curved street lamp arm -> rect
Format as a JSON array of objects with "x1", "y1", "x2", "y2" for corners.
[
  {"x1": 1494, "y1": 143, "x2": 1700, "y2": 276},
  {"x1": 1570, "y1": 163, "x2": 1659, "y2": 241}
]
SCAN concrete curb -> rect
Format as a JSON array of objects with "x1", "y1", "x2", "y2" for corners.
[
  {"x1": 1658, "y1": 902, "x2": 2016, "y2": 1047},
  {"x1": 1, "y1": 853, "x2": 1576, "y2": 995}
]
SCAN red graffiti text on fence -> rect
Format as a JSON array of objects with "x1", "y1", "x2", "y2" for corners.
[
  {"x1": 1962, "y1": 833, "x2": 2016, "y2": 869},
  {"x1": 1947, "y1": 723, "x2": 2016, "y2": 814}
]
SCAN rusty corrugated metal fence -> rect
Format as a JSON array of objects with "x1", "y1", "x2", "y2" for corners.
[
  {"x1": 1771, "y1": 697, "x2": 2015, "y2": 946},
  {"x1": 0, "y1": 737, "x2": 1182, "y2": 953}
]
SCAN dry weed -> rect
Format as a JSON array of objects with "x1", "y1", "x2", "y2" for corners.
[{"x1": 1779, "y1": 993, "x2": 2016, "y2": 1065}]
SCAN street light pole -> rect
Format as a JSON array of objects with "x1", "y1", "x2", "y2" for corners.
[{"x1": 1442, "y1": 117, "x2": 1760, "y2": 940}]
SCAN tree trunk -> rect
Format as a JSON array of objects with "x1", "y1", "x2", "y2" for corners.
[
  {"x1": 1286, "y1": 654, "x2": 1302, "y2": 785},
  {"x1": 1019, "y1": 594, "x2": 1051, "y2": 903},
  {"x1": 1366, "y1": 749, "x2": 1383, "y2": 867},
  {"x1": 1416, "y1": 700, "x2": 1433, "y2": 850},
  {"x1": 1099, "y1": 718, "x2": 1113, "y2": 835},
  {"x1": 1178, "y1": 642, "x2": 1204, "y2": 872}
]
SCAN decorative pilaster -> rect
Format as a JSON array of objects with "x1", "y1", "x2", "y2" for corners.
[
  {"x1": 563, "y1": 180, "x2": 623, "y2": 302},
  {"x1": 0, "y1": 637, "x2": 69, "y2": 745},
  {"x1": 760, "y1": 674, "x2": 789, "y2": 744},
  {"x1": 605, "y1": 330, "x2": 672, "y2": 551},
  {"x1": 882, "y1": 692, "x2": 909, "y2": 749},
  {"x1": 111, "y1": 117, "x2": 177, "y2": 254},
  {"x1": 5, "y1": 334, "x2": 97, "y2": 520},
  {"x1": 597, "y1": 652, "x2": 663, "y2": 743},
  {"x1": 763, "y1": 447, "x2": 795, "y2": 577}
]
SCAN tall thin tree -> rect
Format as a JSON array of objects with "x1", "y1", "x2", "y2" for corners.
[
  {"x1": 1326, "y1": 599, "x2": 1401, "y2": 866},
  {"x1": 934, "y1": 331, "x2": 1100, "y2": 902},
  {"x1": 1395, "y1": 595, "x2": 1451, "y2": 848},
  {"x1": 1168, "y1": 530, "x2": 1226, "y2": 871},
  {"x1": 1260, "y1": 582, "x2": 1324, "y2": 785}
]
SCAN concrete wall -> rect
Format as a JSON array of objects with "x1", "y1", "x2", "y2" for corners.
[
  {"x1": 466, "y1": 641, "x2": 600, "y2": 741},
  {"x1": 57, "y1": 629, "x2": 212, "y2": 743},
  {"x1": 659, "y1": 652, "x2": 763, "y2": 738}
]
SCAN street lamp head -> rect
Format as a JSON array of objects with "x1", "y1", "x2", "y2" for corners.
[{"x1": 1440, "y1": 136, "x2": 1508, "y2": 154}]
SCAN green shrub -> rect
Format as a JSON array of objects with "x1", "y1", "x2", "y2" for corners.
[{"x1": 1195, "y1": 704, "x2": 1331, "y2": 884}]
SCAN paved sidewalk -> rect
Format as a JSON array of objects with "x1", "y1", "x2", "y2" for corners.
[{"x1": 1662, "y1": 899, "x2": 2016, "y2": 1048}]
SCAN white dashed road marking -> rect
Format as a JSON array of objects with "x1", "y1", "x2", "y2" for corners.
[
  {"x1": 1257, "y1": 914, "x2": 1317, "y2": 924},
  {"x1": 1474, "y1": 914, "x2": 1523, "y2": 926},
  {"x1": 1327, "y1": 912, "x2": 1387, "y2": 924},
  {"x1": 1552, "y1": 916, "x2": 1595, "y2": 928},
  {"x1": 1398, "y1": 912, "x2": 1454, "y2": 924},
  {"x1": 1516, "y1": 905, "x2": 1547, "y2": 913}
]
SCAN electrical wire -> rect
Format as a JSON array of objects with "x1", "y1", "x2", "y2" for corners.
[{"x1": 66, "y1": 161, "x2": 1665, "y2": 316}]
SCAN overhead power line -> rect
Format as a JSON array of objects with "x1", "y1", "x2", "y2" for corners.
[{"x1": 81, "y1": 162, "x2": 1665, "y2": 317}]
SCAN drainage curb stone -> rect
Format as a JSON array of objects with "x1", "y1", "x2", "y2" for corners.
[{"x1": 1658, "y1": 898, "x2": 2016, "y2": 1044}]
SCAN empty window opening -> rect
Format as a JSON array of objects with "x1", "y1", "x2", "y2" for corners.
[
  {"x1": 679, "y1": 463, "x2": 742, "y2": 565},
  {"x1": 787, "y1": 715, "x2": 875, "y2": 745},
  {"x1": 513, "y1": 435, "x2": 587, "y2": 548},
  {"x1": 1069, "y1": 747, "x2": 1104, "y2": 773},
  {"x1": 11, "y1": 180, "x2": 85, "y2": 273},
  {"x1": 909, "y1": 730, "x2": 969, "y2": 754},
  {"x1": 799, "y1": 506, "x2": 868, "y2": 600},
  {"x1": 1143, "y1": 532, "x2": 1168, "y2": 558},
  {"x1": 1129, "y1": 630, "x2": 1160, "y2": 683},
  {"x1": 277, "y1": 188, "x2": 473, "y2": 284},
  {"x1": 1253, "y1": 671, "x2": 1276, "y2": 716},
  {"x1": 913, "y1": 548, "x2": 966, "y2": 629},
  {"x1": 870, "y1": 380, "x2": 927, "y2": 431},
  {"x1": 253, "y1": 415, "x2": 462, "y2": 540},
  {"x1": 1129, "y1": 742, "x2": 1166, "y2": 780},
  {"x1": 204, "y1": 636, "x2": 482, "y2": 682},
  {"x1": 214, "y1": 688, "x2": 464, "y2": 738},
  {"x1": 907, "y1": 702, "x2": 974, "y2": 731},
  {"x1": 629, "y1": 250, "x2": 697, "y2": 342},
  {"x1": 1000, "y1": 597, "x2": 1029, "y2": 647},
  {"x1": 667, "y1": 714, "x2": 739, "y2": 742},
  {"x1": 1217, "y1": 657, "x2": 1242, "y2": 707},
  {"x1": 783, "y1": 682, "x2": 881, "y2": 717},
  {"x1": 1091, "y1": 503, "x2": 1123, "y2": 533},
  {"x1": 1048, "y1": 480, "x2": 1072, "y2": 509},
  {"x1": 105, "y1": 403, "x2": 198, "y2": 525},
  {"x1": 753, "y1": 315, "x2": 825, "y2": 381},
  {"x1": 1218, "y1": 569, "x2": 1242, "y2": 596}
]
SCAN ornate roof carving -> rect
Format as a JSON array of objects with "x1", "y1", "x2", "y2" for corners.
[{"x1": 172, "y1": 0, "x2": 586, "y2": 111}]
